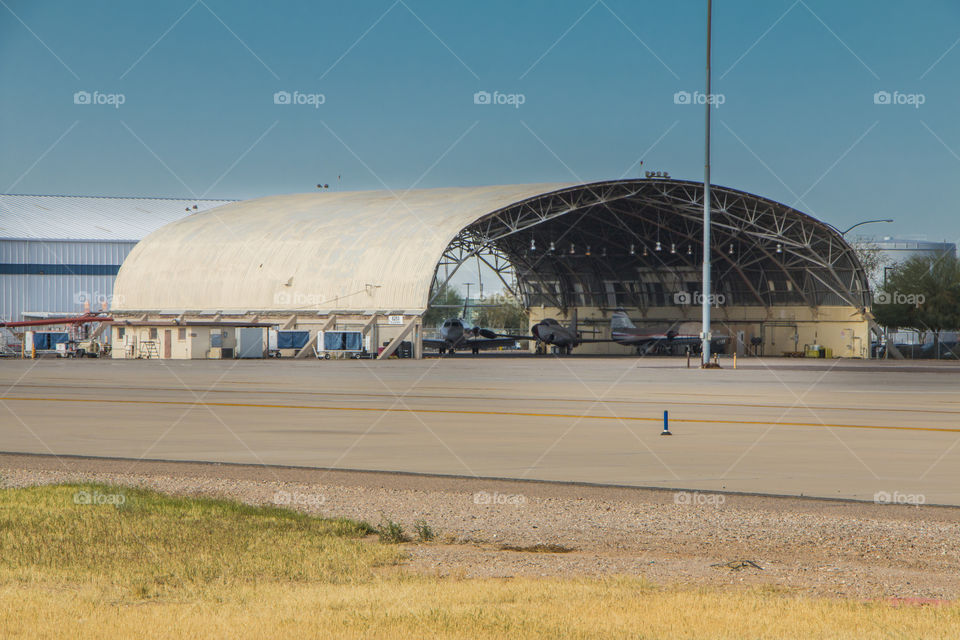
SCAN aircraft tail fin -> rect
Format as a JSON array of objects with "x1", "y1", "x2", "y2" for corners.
[{"x1": 611, "y1": 309, "x2": 636, "y2": 330}]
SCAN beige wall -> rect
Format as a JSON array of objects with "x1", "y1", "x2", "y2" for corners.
[
  {"x1": 111, "y1": 325, "x2": 241, "y2": 359},
  {"x1": 526, "y1": 305, "x2": 871, "y2": 358},
  {"x1": 112, "y1": 307, "x2": 871, "y2": 360},
  {"x1": 111, "y1": 314, "x2": 387, "y2": 359}
]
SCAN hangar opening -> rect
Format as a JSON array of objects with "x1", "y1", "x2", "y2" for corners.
[{"x1": 110, "y1": 179, "x2": 872, "y2": 359}]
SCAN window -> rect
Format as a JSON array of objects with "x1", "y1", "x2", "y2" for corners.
[
  {"x1": 117, "y1": 327, "x2": 125, "y2": 339},
  {"x1": 149, "y1": 328, "x2": 158, "y2": 340},
  {"x1": 178, "y1": 328, "x2": 186, "y2": 340}
]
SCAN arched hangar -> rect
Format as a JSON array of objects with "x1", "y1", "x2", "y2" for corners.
[{"x1": 111, "y1": 179, "x2": 873, "y2": 359}]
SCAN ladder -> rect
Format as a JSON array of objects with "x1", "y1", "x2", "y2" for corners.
[{"x1": 138, "y1": 340, "x2": 160, "y2": 359}]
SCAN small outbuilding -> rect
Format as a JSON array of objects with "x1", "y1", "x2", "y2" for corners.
[{"x1": 112, "y1": 320, "x2": 271, "y2": 359}]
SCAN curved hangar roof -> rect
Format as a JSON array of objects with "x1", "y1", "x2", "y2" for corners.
[{"x1": 112, "y1": 180, "x2": 869, "y2": 314}]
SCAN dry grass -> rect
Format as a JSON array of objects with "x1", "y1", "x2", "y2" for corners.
[
  {"x1": 2, "y1": 578, "x2": 957, "y2": 639},
  {"x1": 500, "y1": 543, "x2": 575, "y2": 553},
  {"x1": 0, "y1": 483, "x2": 401, "y2": 599},
  {"x1": 0, "y1": 484, "x2": 957, "y2": 639}
]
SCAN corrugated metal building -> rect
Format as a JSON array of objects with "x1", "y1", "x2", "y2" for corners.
[
  {"x1": 0, "y1": 195, "x2": 234, "y2": 322},
  {"x1": 865, "y1": 236, "x2": 957, "y2": 266}
]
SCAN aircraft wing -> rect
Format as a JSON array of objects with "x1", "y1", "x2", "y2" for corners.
[
  {"x1": 497, "y1": 331, "x2": 614, "y2": 344},
  {"x1": 422, "y1": 337, "x2": 522, "y2": 351},
  {"x1": 613, "y1": 332, "x2": 728, "y2": 346},
  {"x1": 463, "y1": 337, "x2": 521, "y2": 350},
  {"x1": 495, "y1": 332, "x2": 535, "y2": 341},
  {"x1": 612, "y1": 331, "x2": 687, "y2": 345},
  {"x1": 669, "y1": 334, "x2": 729, "y2": 344}
]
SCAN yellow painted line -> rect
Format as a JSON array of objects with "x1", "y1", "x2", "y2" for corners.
[
  {"x1": 8, "y1": 383, "x2": 960, "y2": 416},
  {"x1": 4, "y1": 395, "x2": 960, "y2": 434}
]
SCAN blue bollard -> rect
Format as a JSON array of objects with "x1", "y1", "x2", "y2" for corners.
[{"x1": 661, "y1": 410, "x2": 672, "y2": 436}]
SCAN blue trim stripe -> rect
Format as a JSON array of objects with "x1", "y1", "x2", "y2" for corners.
[{"x1": 0, "y1": 264, "x2": 121, "y2": 276}]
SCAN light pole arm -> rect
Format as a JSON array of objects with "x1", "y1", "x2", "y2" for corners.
[{"x1": 841, "y1": 219, "x2": 893, "y2": 236}]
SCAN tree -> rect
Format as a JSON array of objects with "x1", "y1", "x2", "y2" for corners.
[
  {"x1": 473, "y1": 293, "x2": 528, "y2": 330},
  {"x1": 873, "y1": 253, "x2": 960, "y2": 355},
  {"x1": 422, "y1": 283, "x2": 464, "y2": 328},
  {"x1": 850, "y1": 241, "x2": 888, "y2": 286}
]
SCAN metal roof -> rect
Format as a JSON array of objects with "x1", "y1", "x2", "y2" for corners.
[
  {"x1": 112, "y1": 180, "x2": 869, "y2": 315},
  {"x1": 864, "y1": 237, "x2": 957, "y2": 253},
  {"x1": 119, "y1": 321, "x2": 273, "y2": 327},
  {"x1": 113, "y1": 184, "x2": 572, "y2": 313},
  {"x1": 0, "y1": 195, "x2": 236, "y2": 241},
  {"x1": 453, "y1": 179, "x2": 871, "y2": 310}
]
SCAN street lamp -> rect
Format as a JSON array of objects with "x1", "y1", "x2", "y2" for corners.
[
  {"x1": 701, "y1": 0, "x2": 714, "y2": 368},
  {"x1": 841, "y1": 219, "x2": 893, "y2": 236},
  {"x1": 883, "y1": 266, "x2": 895, "y2": 289},
  {"x1": 461, "y1": 283, "x2": 475, "y2": 323}
]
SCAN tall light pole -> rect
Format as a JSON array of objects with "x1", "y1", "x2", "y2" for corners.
[
  {"x1": 841, "y1": 219, "x2": 894, "y2": 236},
  {"x1": 463, "y1": 283, "x2": 474, "y2": 321},
  {"x1": 701, "y1": 0, "x2": 713, "y2": 367}
]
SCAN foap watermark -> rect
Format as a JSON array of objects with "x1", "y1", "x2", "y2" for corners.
[
  {"x1": 273, "y1": 90, "x2": 325, "y2": 108},
  {"x1": 473, "y1": 490, "x2": 526, "y2": 505},
  {"x1": 74, "y1": 290, "x2": 123, "y2": 308},
  {"x1": 874, "y1": 490, "x2": 925, "y2": 506},
  {"x1": 873, "y1": 291, "x2": 924, "y2": 306},
  {"x1": 273, "y1": 291, "x2": 325, "y2": 306},
  {"x1": 674, "y1": 491, "x2": 725, "y2": 507},
  {"x1": 73, "y1": 489, "x2": 126, "y2": 506},
  {"x1": 473, "y1": 90, "x2": 526, "y2": 109},
  {"x1": 674, "y1": 291, "x2": 725, "y2": 307},
  {"x1": 673, "y1": 90, "x2": 725, "y2": 108},
  {"x1": 73, "y1": 90, "x2": 125, "y2": 109},
  {"x1": 873, "y1": 90, "x2": 925, "y2": 108},
  {"x1": 272, "y1": 490, "x2": 325, "y2": 508}
]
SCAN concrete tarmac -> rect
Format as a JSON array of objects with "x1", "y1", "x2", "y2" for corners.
[{"x1": 1, "y1": 355, "x2": 958, "y2": 504}]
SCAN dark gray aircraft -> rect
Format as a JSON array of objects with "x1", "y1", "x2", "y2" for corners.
[
  {"x1": 611, "y1": 311, "x2": 728, "y2": 354},
  {"x1": 422, "y1": 318, "x2": 520, "y2": 355},
  {"x1": 492, "y1": 309, "x2": 612, "y2": 354},
  {"x1": 611, "y1": 311, "x2": 697, "y2": 351},
  {"x1": 521, "y1": 311, "x2": 610, "y2": 354},
  {"x1": 515, "y1": 310, "x2": 726, "y2": 355}
]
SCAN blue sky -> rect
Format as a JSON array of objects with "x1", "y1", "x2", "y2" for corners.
[{"x1": 2, "y1": 0, "x2": 958, "y2": 248}]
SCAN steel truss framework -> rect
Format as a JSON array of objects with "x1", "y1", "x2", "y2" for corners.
[{"x1": 431, "y1": 179, "x2": 870, "y2": 314}]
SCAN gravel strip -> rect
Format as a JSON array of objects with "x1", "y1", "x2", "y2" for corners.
[{"x1": 1, "y1": 453, "x2": 958, "y2": 599}]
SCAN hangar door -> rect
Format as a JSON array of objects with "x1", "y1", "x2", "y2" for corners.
[{"x1": 237, "y1": 328, "x2": 264, "y2": 358}]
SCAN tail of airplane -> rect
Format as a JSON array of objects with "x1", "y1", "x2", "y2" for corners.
[{"x1": 611, "y1": 309, "x2": 636, "y2": 330}]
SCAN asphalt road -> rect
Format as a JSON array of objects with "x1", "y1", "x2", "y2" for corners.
[{"x1": 2, "y1": 355, "x2": 958, "y2": 504}]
